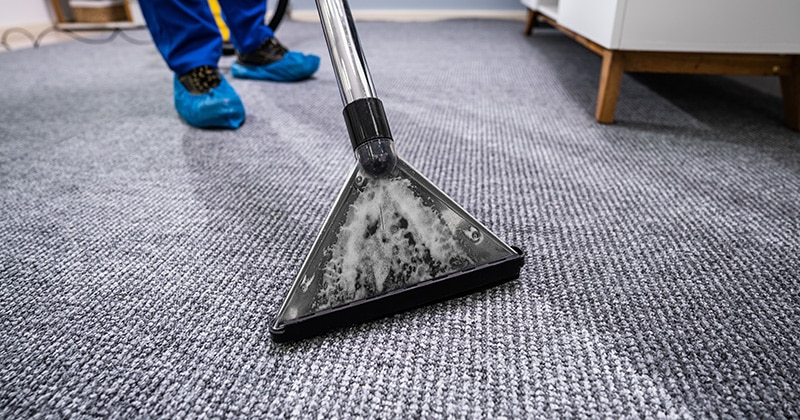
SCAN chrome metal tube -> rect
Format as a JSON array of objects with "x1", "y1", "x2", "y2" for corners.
[
  {"x1": 315, "y1": 0, "x2": 397, "y2": 177},
  {"x1": 315, "y1": 0, "x2": 376, "y2": 104}
]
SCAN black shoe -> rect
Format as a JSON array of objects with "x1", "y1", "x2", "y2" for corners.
[
  {"x1": 235, "y1": 37, "x2": 288, "y2": 66},
  {"x1": 177, "y1": 65, "x2": 222, "y2": 95}
]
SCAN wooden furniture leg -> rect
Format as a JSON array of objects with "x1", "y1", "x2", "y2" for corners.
[
  {"x1": 780, "y1": 57, "x2": 800, "y2": 131},
  {"x1": 527, "y1": 15, "x2": 799, "y2": 130},
  {"x1": 122, "y1": 0, "x2": 134, "y2": 23},
  {"x1": 523, "y1": 9, "x2": 538, "y2": 36},
  {"x1": 596, "y1": 50, "x2": 625, "y2": 124},
  {"x1": 50, "y1": 0, "x2": 67, "y2": 23}
]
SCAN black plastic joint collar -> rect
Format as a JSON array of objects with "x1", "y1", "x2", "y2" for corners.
[{"x1": 343, "y1": 97, "x2": 393, "y2": 150}]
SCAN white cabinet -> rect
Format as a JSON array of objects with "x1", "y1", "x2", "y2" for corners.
[
  {"x1": 556, "y1": 0, "x2": 624, "y2": 49},
  {"x1": 522, "y1": 0, "x2": 624, "y2": 48},
  {"x1": 524, "y1": 0, "x2": 800, "y2": 53},
  {"x1": 621, "y1": 0, "x2": 800, "y2": 53},
  {"x1": 522, "y1": 0, "x2": 800, "y2": 130}
]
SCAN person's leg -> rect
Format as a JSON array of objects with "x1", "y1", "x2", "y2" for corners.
[
  {"x1": 138, "y1": 0, "x2": 222, "y2": 74},
  {"x1": 139, "y1": 0, "x2": 245, "y2": 129},
  {"x1": 216, "y1": 0, "x2": 273, "y2": 54},
  {"x1": 218, "y1": 0, "x2": 320, "y2": 82}
]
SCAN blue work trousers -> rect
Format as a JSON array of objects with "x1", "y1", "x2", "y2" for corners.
[{"x1": 138, "y1": 0, "x2": 274, "y2": 75}]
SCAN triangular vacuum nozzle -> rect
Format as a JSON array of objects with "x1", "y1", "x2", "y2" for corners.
[{"x1": 270, "y1": 159, "x2": 524, "y2": 342}]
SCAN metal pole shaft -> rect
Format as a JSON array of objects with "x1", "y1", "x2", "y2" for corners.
[
  {"x1": 315, "y1": 0, "x2": 397, "y2": 177},
  {"x1": 315, "y1": 0, "x2": 377, "y2": 105}
]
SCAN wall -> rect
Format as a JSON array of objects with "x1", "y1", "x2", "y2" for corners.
[
  {"x1": 0, "y1": 0, "x2": 53, "y2": 27},
  {"x1": 1, "y1": 0, "x2": 524, "y2": 28}
]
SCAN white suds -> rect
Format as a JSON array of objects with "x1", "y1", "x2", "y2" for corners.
[{"x1": 312, "y1": 177, "x2": 472, "y2": 311}]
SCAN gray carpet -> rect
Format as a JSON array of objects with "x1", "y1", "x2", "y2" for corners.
[{"x1": 2, "y1": 19, "x2": 799, "y2": 418}]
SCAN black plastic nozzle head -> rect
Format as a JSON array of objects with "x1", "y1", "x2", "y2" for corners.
[
  {"x1": 355, "y1": 138, "x2": 397, "y2": 177},
  {"x1": 344, "y1": 98, "x2": 397, "y2": 177}
]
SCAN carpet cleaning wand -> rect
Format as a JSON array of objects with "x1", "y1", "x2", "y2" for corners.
[
  {"x1": 316, "y1": 0, "x2": 397, "y2": 177},
  {"x1": 268, "y1": 0, "x2": 523, "y2": 342}
]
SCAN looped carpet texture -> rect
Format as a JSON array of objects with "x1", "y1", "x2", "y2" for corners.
[{"x1": 1, "y1": 19, "x2": 799, "y2": 418}]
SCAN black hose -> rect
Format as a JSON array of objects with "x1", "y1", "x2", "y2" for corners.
[{"x1": 268, "y1": 0, "x2": 289, "y2": 31}]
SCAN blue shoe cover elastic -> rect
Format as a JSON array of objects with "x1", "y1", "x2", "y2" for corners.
[
  {"x1": 231, "y1": 51, "x2": 321, "y2": 82},
  {"x1": 173, "y1": 75, "x2": 245, "y2": 129}
]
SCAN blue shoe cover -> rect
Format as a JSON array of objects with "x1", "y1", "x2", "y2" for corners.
[
  {"x1": 173, "y1": 75, "x2": 245, "y2": 129},
  {"x1": 231, "y1": 51, "x2": 321, "y2": 82}
]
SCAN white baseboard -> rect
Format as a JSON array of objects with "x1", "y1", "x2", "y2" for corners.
[
  {"x1": 2, "y1": 9, "x2": 526, "y2": 52},
  {"x1": 290, "y1": 9, "x2": 527, "y2": 23},
  {"x1": 0, "y1": 21, "x2": 52, "y2": 34}
]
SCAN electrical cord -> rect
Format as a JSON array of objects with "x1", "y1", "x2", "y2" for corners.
[
  {"x1": 2, "y1": 25, "x2": 151, "y2": 51},
  {"x1": 116, "y1": 29, "x2": 151, "y2": 45},
  {"x1": 1, "y1": 27, "x2": 36, "y2": 51}
]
